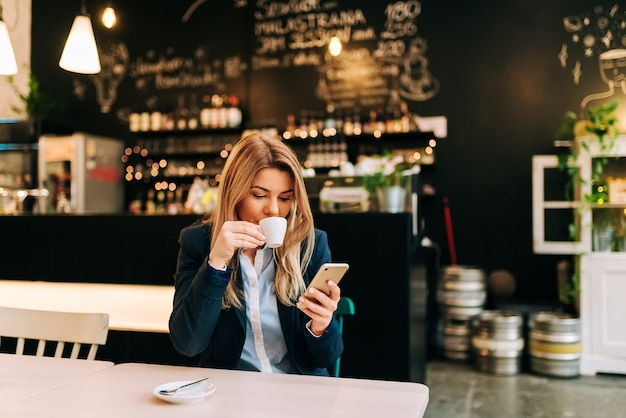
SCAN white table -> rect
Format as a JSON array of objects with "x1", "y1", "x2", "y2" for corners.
[
  {"x1": 0, "y1": 280, "x2": 173, "y2": 333},
  {"x1": 0, "y1": 353, "x2": 114, "y2": 407},
  {"x1": 0, "y1": 362, "x2": 429, "y2": 417}
]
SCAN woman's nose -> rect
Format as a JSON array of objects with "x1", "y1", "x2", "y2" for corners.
[{"x1": 265, "y1": 198, "x2": 280, "y2": 216}]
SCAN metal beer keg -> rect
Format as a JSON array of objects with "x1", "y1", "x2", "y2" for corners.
[
  {"x1": 438, "y1": 265, "x2": 486, "y2": 317},
  {"x1": 471, "y1": 310, "x2": 524, "y2": 375},
  {"x1": 441, "y1": 318, "x2": 472, "y2": 361},
  {"x1": 529, "y1": 312, "x2": 581, "y2": 378},
  {"x1": 437, "y1": 265, "x2": 487, "y2": 361}
]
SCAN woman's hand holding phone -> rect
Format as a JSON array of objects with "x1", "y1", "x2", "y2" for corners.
[{"x1": 297, "y1": 263, "x2": 349, "y2": 335}]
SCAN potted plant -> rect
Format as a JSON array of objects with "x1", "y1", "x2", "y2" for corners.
[
  {"x1": 592, "y1": 208, "x2": 615, "y2": 252},
  {"x1": 7, "y1": 72, "x2": 63, "y2": 139},
  {"x1": 357, "y1": 153, "x2": 410, "y2": 213}
]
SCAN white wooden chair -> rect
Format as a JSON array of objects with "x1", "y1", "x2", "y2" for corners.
[{"x1": 0, "y1": 306, "x2": 109, "y2": 360}]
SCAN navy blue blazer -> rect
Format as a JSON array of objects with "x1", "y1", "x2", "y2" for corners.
[{"x1": 168, "y1": 223, "x2": 343, "y2": 376}]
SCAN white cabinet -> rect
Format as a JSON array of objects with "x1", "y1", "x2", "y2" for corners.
[
  {"x1": 532, "y1": 135, "x2": 626, "y2": 376},
  {"x1": 579, "y1": 253, "x2": 626, "y2": 375}
]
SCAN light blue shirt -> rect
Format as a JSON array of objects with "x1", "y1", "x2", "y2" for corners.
[{"x1": 238, "y1": 248, "x2": 297, "y2": 374}]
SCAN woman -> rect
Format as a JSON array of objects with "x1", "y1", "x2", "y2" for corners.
[{"x1": 169, "y1": 132, "x2": 343, "y2": 375}]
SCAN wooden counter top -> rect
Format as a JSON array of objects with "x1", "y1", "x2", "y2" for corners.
[{"x1": 0, "y1": 280, "x2": 173, "y2": 333}]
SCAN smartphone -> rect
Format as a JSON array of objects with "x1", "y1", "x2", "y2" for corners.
[{"x1": 305, "y1": 262, "x2": 349, "y2": 296}]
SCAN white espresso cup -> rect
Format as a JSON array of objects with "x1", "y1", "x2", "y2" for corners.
[{"x1": 259, "y1": 217, "x2": 287, "y2": 248}]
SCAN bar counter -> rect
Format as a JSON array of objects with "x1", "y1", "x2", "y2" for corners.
[{"x1": 0, "y1": 212, "x2": 428, "y2": 383}]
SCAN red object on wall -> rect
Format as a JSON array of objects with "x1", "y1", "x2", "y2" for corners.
[{"x1": 443, "y1": 196, "x2": 457, "y2": 265}]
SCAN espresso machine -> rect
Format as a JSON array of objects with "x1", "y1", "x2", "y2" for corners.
[{"x1": 0, "y1": 120, "x2": 50, "y2": 214}]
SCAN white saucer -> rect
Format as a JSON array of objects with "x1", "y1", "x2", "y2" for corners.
[{"x1": 153, "y1": 380, "x2": 216, "y2": 404}]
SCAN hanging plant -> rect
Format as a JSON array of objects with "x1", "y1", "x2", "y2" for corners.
[
  {"x1": 553, "y1": 99, "x2": 621, "y2": 312},
  {"x1": 557, "y1": 100, "x2": 619, "y2": 205}
]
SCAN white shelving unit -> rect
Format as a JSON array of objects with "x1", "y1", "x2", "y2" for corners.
[{"x1": 532, "y1": 135, "x2": 626, "y2": 376}]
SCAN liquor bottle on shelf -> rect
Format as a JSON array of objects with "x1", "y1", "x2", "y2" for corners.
[
  {"x1": 353, "y1": 110, "x2": 362, "y2": 135},
  {"x1": 308, "y1": 111, "x2": 319, "y2": 138},
  {"x1": 166, "y1": 189, "x2": 184, "y2": 215},
  {"x1": 129, "y1": 110, "x2": 140, "y2": 132},
  {"x1": 161, "y1": 104, "x2": 175, "y2": 131},
  {"x1": 392, "y1": 108, "x2": 403, "y2": 133},
  {"x1": 330, "y1": 139, "x2": 340, "y2": 167},
  {"x1": 324, "y1": 103, "x2": 336, "y2": 137},
  {"x1": 139, "y1": 109, "x2": 151, "y2": 132},
  {"x1": 187, "y1": 93, "x2": 200, "y2": 130},
  {"x1": 305, "y1": 143, "x2": 315, "y2": 167},
  {"x1": 316, "y1": 110, "x2": 325, "y2": 137},
  {"x1": 128, "y1": 193, "x2": 143, "y2": 214},
  {"x1": 385, "y1": 106, "x2": 395, "y2": 134},
  {"x1": 339, "y1": 140, "x2": 348, "y2": 164},
  {"x1": 150, "y1": 107, "x2": 162, "y2": 131},
  {"x1": 334, "y1": 109, "x2": 343, "y2": 136},
  {"x1": 364, "y1": 109, "x2": 376, "y2": 135},
  {"x1": 375, "y1": 106, "x2": 386, "y2": 134},
  {"x1": 56, "y1": 190, "x2": 71, "y2": 213},
  {"x1": 175, "y1": 94, "x2": 188, "y2": 131},
  {"x1": 210, "y1": 94, "x2": 222, "y2": 129},
  {"x1": 297, "y1": 110, "x2": 309, "y2": 139},
  {"x1": 313, "y1": 140, "x2": 323, "y2": 167},
  {"x1": 219, "y1": 95, "x2": 229, "y2": 129},
  {"x1": 323, "y1": 140, "x2": 332, "y2": 167},
  {"x1": 200, "y1": 94, "x2": 212, "y2": 129},
  {"x1": 400, "y1": 101, "x2": 418, "y2": 132},
  {"x1": 145, "y1": 190, "x2": 156, "y2": 215},
  {"x1": 283, "y1": 113, "x2": 297, "y2": 139},
  {"x1": 343, "y1": 114, "x2": 354, "y2": 136},
  {"x1": 227, "y1": 95, "x2": 243, "y2": 129}
]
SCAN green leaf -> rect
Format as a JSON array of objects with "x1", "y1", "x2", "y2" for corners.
[{"x1": 7, "y1": 72, "x2": 63, "y2": 120}]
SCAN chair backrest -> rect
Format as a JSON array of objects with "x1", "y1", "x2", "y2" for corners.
[
  {"x1": 0, "y1": 306, "x2": 109, "y2": 360},
  {"x1": 330, "y1": 296, "x2": 355, "y2": 377}
]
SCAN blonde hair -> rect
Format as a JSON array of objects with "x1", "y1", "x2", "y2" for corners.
[{"x1": 204, "y1": 132, "x2": 315, "y2": 309}]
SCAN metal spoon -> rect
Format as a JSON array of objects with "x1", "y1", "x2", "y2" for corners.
[{"x1": 159, "y1": 377, "x2": 210, "y2": 395}]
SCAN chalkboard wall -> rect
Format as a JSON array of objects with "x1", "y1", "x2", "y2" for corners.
[
  {"x1": 31, "y1": 1, "x2": 448, "y2": 135},
  {"x1": 30, "y1": 0, "x2": 626, "y2": 303}
]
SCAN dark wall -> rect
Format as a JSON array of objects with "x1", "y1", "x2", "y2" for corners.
[{"x1": 29, "y1": 0, "x2": 626, "y2": 303}]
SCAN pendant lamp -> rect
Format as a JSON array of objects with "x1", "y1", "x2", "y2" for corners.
[
  {"x1": 101, "y1": 3, "x2": 117, "y2": 29},
  {"x1": 0, "y1": 2, "x2": 18, "y2": 75},
  {"x1": 328, "y1": 36, "x2": 342, "y2": 57},
  {"x1": 59, "y1": 0, "x2": 101, "y2": 74}
]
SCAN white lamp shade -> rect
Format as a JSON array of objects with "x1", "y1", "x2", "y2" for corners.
[
  {"x1": 59, "y1": 15, "x2": 101, "y2": 74},
  {"x1": 0, "y1": 20, "x2": 17, "y2": 75}
]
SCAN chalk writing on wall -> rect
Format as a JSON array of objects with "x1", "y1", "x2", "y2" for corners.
[
  {"x1": 128, "y1": 47, "x2": 246, "y2": 92},
  {"x1": 89, "y1": 42, "x2": 129, "y2": 114},
  {"x1": 559, "y1": 3, "x2": 626, "y2": 110},
  {"x1": 251, "y1": 0, "x2": 439, "y2": 113}
]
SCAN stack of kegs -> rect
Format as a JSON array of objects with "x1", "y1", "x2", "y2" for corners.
[
  {"x1": 471, "y1": 310, "x2": 524, "y2": 375},
  {"x1": 528, "y1": 312, "x2": 581, "y2": 378},
  {"x1": 437, "y1": 265, "x2": 486, "y2": 360}
]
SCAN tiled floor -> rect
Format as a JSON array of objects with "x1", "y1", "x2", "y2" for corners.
[{"x1": 423, "y1": 360, "x2": 626, "y2": 418}]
